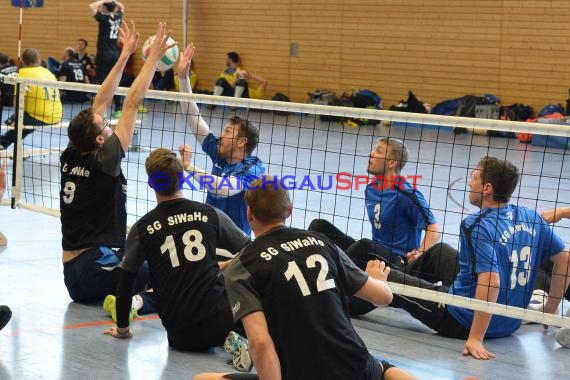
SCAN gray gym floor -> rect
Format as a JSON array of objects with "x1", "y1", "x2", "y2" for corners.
[{"x1": 1, "y1": 101, "x2": 569, "y2": 379}]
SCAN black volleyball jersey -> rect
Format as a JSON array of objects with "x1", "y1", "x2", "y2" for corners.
[
  {"x1": 59, "y1": 59, "x2": 86, "y2": 84},
  {"x1": 94, "y1": 11, "x2": 122, "y2": 59},
  {"x1": 60, "y1": 133, "x2": 126, "y2": 250},
  {"x1": 59, "y1": 59, "x2": 87, "y2": 101},
  {"x1": 77, "y1": 53, "x2": 94, "y2": 72},
  {"x1": 226, "y1": 227, "x2": 373, "y2": 380},
  {"x1": 121, "y1": 198, "x2": 250, "y2": 330},
  {"x1": 0, "y1": 63, "x2": 18, "y2": 106}
]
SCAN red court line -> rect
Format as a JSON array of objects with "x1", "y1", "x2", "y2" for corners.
[
  {"x1": 2, "y1": 315, "x2": 160, "y2": 337},
  {"x1": 62, "y1": 315, "x2": 160, "y2": 330}
]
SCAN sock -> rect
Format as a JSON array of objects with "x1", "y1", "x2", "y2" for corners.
[
  {"x1": 132, "y1": 294, "x2": 144, "y2": 311},
  {"x1": 234, "y1": 85, "x2": 245, "y2": 98},
  {"x1": 213, "y1": 85, "x2": 224, "y2": 96}
]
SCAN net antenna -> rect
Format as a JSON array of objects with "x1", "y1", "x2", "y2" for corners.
[{"x1": 11, "y1": 1, "x2": 45, "y2": 67}]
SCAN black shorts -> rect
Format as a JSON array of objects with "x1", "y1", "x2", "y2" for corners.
[
  {"x1": 367, "y1": 354, "x2": 396, "y2": 380},
  {"x1": 219, "y1": 354, "x2": 397, "y2": 380},
  {"x1": 167, "y1": 287, "x2": 235, "y2": 351},
  {"x1": 221, "y1": 375, "x2": 258, "y2": 380}
]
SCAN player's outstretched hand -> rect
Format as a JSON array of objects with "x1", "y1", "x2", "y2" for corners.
[
  {"x1": 104, "y1": 325, "x2": 133, "y2": 339},
  {"x1": 179, "y1": 144, "x2": 193, "y2": 168},
  {"x1": 147, "y1": 22, "x2": 174, "y2": 62},
  {"x1": 118, "y1": 20, "x2": 140, "y2": 58},
  {"x1": 406, "y1": 249, "x2": 423, "y2": 264},
  {"x1": 365, "y1": 259, "x2": 390, "y2": 281},
  {"x1": 462, "y1": 338, "x2": 495, "y2": 360},
  {"x1": 177, "y1": 43, "x2": 196, "y2": 79}
]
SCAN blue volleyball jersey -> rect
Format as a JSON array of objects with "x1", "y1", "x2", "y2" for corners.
[
  {"x1": 448, "y1": 204, "x2": 565, "y2": 337},
  {"x1": 202, "y1": 133, "x2": 265, "y2": 235},
  {"x1": 365, "y1": 180, "x2": 437, "y2": 257}
]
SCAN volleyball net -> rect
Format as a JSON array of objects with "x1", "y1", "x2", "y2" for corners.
[{"x1": 2, "y1": 75, "x2": 570, "y2": 328}]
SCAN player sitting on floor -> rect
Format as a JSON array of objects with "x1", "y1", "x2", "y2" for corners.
[
  {"x1": 192, "y1": 175, "x2": 417, "y2": 380},
  {"x1": 372, "y1": 156, "x2": 570, "y2": 359}
]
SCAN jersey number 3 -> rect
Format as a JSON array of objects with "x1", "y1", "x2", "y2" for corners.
[{"x1": 284, "y1": 254, "x2": 336, "y2": 296}]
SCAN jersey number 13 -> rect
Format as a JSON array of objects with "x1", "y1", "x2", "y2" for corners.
[{"x1": 509, "y1": 246, "x2": 531, "y2": 290}]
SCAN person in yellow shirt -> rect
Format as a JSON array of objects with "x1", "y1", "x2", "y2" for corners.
[
  {"x1": 1, "y1": 48, "x2": 62, "y2": 149},
  {"x1": 213, "y1": 52, "x2": 243, "y2": 98},
  {"x1": 238, "y1": 71, "x2": 268, "y2": 100}
]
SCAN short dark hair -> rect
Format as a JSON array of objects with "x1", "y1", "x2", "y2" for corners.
[
  {"x1": 0, "y1": 53, "x2": 8, "y2": 65},
  {"x1": 227, "y1": 52, "x2": 240, "y2": 64},
  {"x1": 477, "y1": 156, "x2": 519, "y2": 203},
  {"x1": 68, "y1": 108, "x2": 100, "y2": 152},
  {"x1": 22, "y1": 48, "x2": 40, "y2": 66},
  {"x1": 78, "y1": 38, "x2": 88, "y2": 47},
  {"x1": 229, "y1": 116, "x2": 258, "y2": 154},
  {"x1": 103, "y1": 1, "x2": 116, "y2": 12},
  {"x1": 145, "y1": 148, "x2": 183, "y2": 196},
  {"x1": 245, "y1": 175, "x2": 291, "y2": 224},
  {"x1": 64, "y1": 48, "x2": 76, "y2": 60}
]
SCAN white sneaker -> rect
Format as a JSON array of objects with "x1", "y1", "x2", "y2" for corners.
[
  {"x1": 528, "y1": 289, "x2": 548, "y2": 312},
  {"x1": 224, "y1": 331, "x2": 253, "y2": 372},
  {"x1": 232, "y1": 339, "x2": 253, "y2": 372},
  {"x1": 522, "y1": 289, "x2": 554, "y2": 324},
  {"x1": 556, "y1": 327, "x2": 570, "y2": 348}
]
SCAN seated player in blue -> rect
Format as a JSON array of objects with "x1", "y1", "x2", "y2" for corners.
[
  {"x1": 177, "y1": 43, "x2": 265, "y2": 237},
  {"x1": 371, "y1": 156, "x2": 570, "y2": 360},
  {"x1": 309, "y1": 137, "x2": 448, "y2": 315},
  {"x1": 540, "y1": 206, "x2": 570, "y2": 348}
]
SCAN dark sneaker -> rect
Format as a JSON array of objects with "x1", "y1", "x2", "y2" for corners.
[{"x1": 0, "y1": 305, "x2": 12, "y2": 331}]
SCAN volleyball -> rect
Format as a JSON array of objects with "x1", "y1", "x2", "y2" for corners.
[{"x1": 142, "y1": 35, "x2": 179, "y2": 72}]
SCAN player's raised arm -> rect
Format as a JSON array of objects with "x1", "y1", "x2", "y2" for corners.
[
  {"x1": 114, "y1": 22, "x2": 173, "y2": 151},
  {"x1": 177, "y1": 43, "x2": 210, "y2": 145},
  {"x1": 88, "y1": 0, "x2": 105, "y2": 16}
]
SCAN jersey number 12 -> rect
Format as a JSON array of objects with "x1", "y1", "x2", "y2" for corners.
[{"x1": 284, "y1": 254, "x2": 336, "y2": 296}]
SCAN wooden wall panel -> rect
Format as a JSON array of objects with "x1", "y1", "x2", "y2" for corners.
[
  {"x1": 1, "y1": 1, "x2": 569, "y2": 112},
  {"x1": 188, "y1": 0, "x2": 291, "y2": 97}
]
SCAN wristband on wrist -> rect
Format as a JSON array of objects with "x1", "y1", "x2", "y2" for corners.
[{"x1": 117, "y1": 326, "x2": 130, "y2": 335}]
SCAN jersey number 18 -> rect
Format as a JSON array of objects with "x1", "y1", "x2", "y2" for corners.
[{"x1": 160, "y1": 229, "x2": 206, "y2": 267}]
